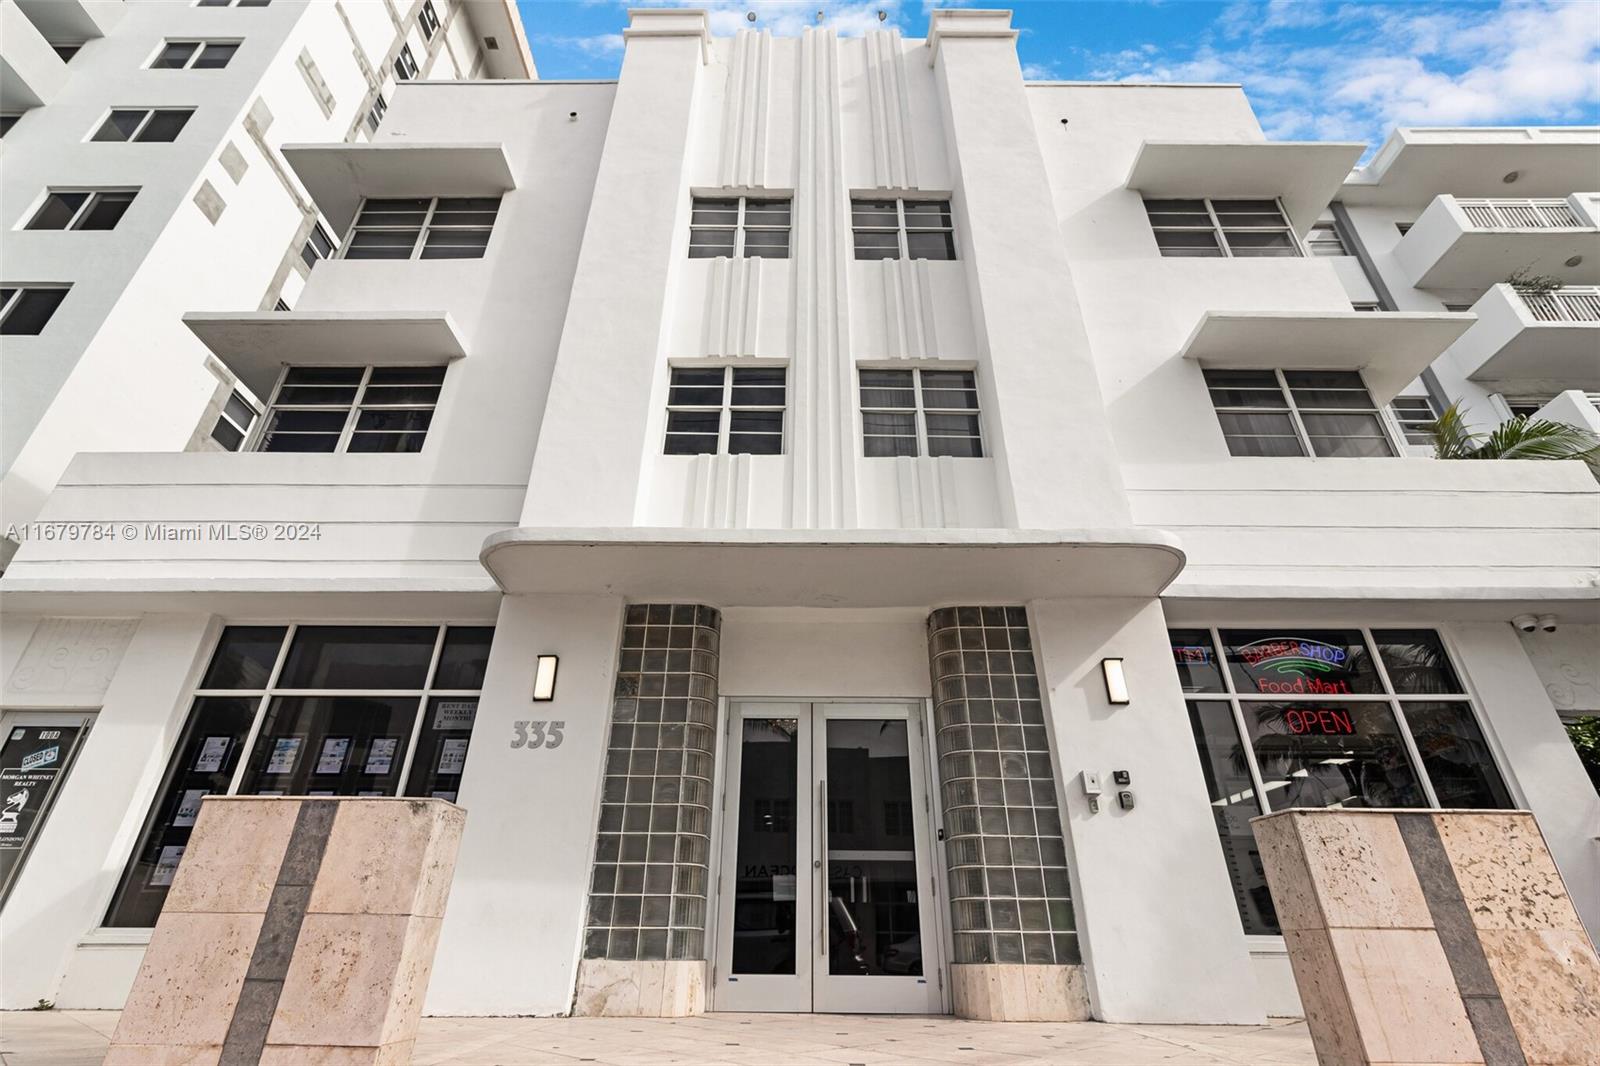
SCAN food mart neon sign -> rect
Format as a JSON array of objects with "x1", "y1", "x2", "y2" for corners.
[{"x1": 1239, "y1": 638, "x2": 1354, "y2": 694}]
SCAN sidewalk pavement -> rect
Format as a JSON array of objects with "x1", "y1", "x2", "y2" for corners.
[{"x1": 0, "y1": 1009, "x2": 1316, "y2": 1065}]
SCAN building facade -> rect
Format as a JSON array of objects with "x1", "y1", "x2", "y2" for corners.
[
  {"x1": 0, "y1": 0, "x2": 533, "y2": 565},
  {"x1": 1, "y1": 8, "x2": 1596, "y2": 1025}
]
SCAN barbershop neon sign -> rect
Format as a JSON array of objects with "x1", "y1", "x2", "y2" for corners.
[{"x1": 1237, "y1": 638, "x2": 1353, "y2": 694}]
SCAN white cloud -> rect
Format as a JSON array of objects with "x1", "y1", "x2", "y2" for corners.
[
  {"x1": 1021, "y1": 61, "x2": 1061, "y2": 81},
  {"x1": 531, "y1": 32, "x2": 624, "y2": 57},
  {"x1": 632, "y1": 0, "x2": 906, "y2": 38}
]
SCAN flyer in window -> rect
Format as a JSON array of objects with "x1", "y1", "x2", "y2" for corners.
[
  {"x1": 437, "y1": 737, "x2": 469, "y2": 775},
  {"x1": 432, "y1": 699, "x2": 478, "y2": 731},
  {"x1": 315, "y1": 736, "x2": 351, "y2": 775},
  {"x1": 265, "y1": 736, "x2": 302, "y2": 775},
  {"x1": 364, "y1": 737, "x2": 399, "y2": 776},
  {"x1": 193, "y1": 736, "x2": 230, "y2": 773},
  {"x1": 150, "y1": 845, "x2": 185, "y2": 887},
  {"x1": 173, "y1": 789, "x2": 208, "y2": 828}
]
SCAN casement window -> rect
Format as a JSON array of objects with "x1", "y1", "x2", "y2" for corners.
[
  {"x1": 1205, "y1": 369, "x2": 1396, "y2": 457},
  {"x1": 103, "y1": 624, "x2": 493, "y2": 927},
  {"x1": 26, "y1": 189, "x2": 137, "y2": 231},
  {"x1": 1304, "y1": 221, "x2": 1348, "y2": 257},
  {"x1": 1390, "y1": 396, "x2": 1440, "y2": 445},
  {"x1": 92, "y1": 108, "x2": 193, "y2": 143},
  {"x1": 664, "y1": 366, "x2": 786, "y2": 455},
  {"x1": 851, "y1": 198, "x2": 956, "y2": 261},
  {"x1": 365, "y1": 92, "x2": 388, "y2": 134},
  {"x1": 394, "y1": 43, "x2": 419, "y2": 81},
  {"x1": 419, "y1": 0, "x2": 441, "y2": 39},
  {"x1": 258, "y1": 365, "x2": 446, "y2": 453},
  {"x1": 150, "y1": 40, "x2": 239, "y2": 69},
  {"x1": 688, "y1": 196, "x2": 791, "y2": 259},
  {"x1": 1143, "y1": 198, "x2": 1301, "y2": 258},
  {"x1": 0, "y1": 286, "x2": 69, "y2": 335},
  {"x1": 299, "y1": 222, "x2": 336, "y2": 268},
  {"x1": 210, "y1": 389, "x2": 259, "y2": 451},
  {"x1": 342, "y1": 197, "x2": 500, "y2": 260},
  {"x1": 1172, "y1": 626, "x2": 1511, "y2": 936},
  {"x1": 859, "y1": 367, "x2": 982, "y2": 457}
]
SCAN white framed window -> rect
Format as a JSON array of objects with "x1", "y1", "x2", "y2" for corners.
[
  {"x1": 858, "y1": 367, "x2": 983, "y2": 457},
  {"x1": 1350, "y1": 301, "x2": 1382, "y2": 312},
  {"x1": 258, "y1": 365, "x2": 446, "y2": 453},
  {"x1": 394, "y1": 43, "x2": 418, "y2": 80},
  {"x1": 1503, "y1": 396, "x2": 1554, "y2": 420},
  {"x1": 1389, "y1": 396, "x2": 1440, "y2": 445},
  {"x1": 91, "y1": 108, "x2": 193, "y2": 143},
  {"x1": 103, "y1": 624, "x2": 494, "y2": 927},
  {"x1": 419, "y1": 0, "x2": 441, "y2": 39},
  {"x1": 688, "y1": 196, "x2": 791, "y2": 259},
  {"x1": 150, "y1": 40, "x2": 239, "y2": 69},
  {"x1": 342, "y1": 196, "x2": 500, "y2": 260},
  {"x1": 210, "y1": 390, "x2": 259, "y2": 451},
  {"x1": 1305, "y1": 221, "x2": 1348, "y2": 256},
  {"x1": 664, "y1": 366, "x2": 786, "y2": 455},
  {"x1": 1143, "y1": 198, "x2": 1302, "y2": 258},
  {"x1": 365, "y1": 92, "x2": 388, "y2": 133},
  {"x1": 851, "y1": 197, "x2": 956, "y2": 261},
  {"x1": 25, "y1": 189, "x2": 138, "y2": 231},
  {"x1": 0, "y1": 286, "x2": 70, "y2": 335},
  {"x1": 1205, "y1": 369, "x2": 1397, "y2": 457},
  {"x1": 299, "y1": 222, "x2": 336, "y2": 268}
]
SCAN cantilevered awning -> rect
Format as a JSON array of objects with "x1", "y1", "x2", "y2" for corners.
[
  {"x1": 1125, "y1": 140, "x2": 1365, "y2": 234},
  {"x1": 281, "y1": 142, "x2": 516, "y2": 234}
]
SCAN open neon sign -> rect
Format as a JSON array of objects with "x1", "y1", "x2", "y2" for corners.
[{"x1": 1283, "y1": 708, "x2": 1355, "y2": 736}]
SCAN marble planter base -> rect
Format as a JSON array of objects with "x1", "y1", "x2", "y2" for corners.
[
  {"x1": 571, "y1": 959, "x2": 705, "y2": 1016},
  {"x1": 950, "y1": 963, "x2": 1091, "y2": 1021},
  {"x1": 1254, "y1": 809, "x2": 1600, "y2": 1066},
  {"x1": 106, "y1": 797, "x2": 464, "y2": 1066}
]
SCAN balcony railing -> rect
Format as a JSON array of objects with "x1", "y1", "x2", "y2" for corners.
[
  {"x1": 1518, "y1": 285, "x2": 1600, "y2": 322},
  {"x1": 1458, "y1": 198, "x2": 1584, "y2": 229}
]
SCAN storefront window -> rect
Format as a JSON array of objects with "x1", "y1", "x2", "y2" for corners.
[
  {"x1": 105, "y1": 623, "x2": 492, "y2": 927},
  {"x1": 1172, "y1": 626, "x2": 1512, "y2": 937}
]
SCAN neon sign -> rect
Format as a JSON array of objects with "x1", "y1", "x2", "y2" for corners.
[
  {"x1": 1284, "y1": 708, "x2": 1355, "y2": 736},
  {"x1": 1172, "y1": 645, "x2": 1213, "y2": 665},
  {"x1": 1237, "y1": 638, "x2": 1353, "y2": 694}
]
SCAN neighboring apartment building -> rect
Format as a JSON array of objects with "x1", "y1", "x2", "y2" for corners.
[
  {"x1": 0, "y1": 0, "x2": 534, "y2": 565},
  {"x1": 1, "y1": 8, "x2": 1596, "y2": 1028}
]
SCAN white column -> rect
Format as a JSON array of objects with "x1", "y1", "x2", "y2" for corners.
[
  {"x1": 427, "y1": 594, "x2": 625, "y2": 1016},
  {"x1": 1030, "y1": 597, "x2": 1264, "y2": 1024}
]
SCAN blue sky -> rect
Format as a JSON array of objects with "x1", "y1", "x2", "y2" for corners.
[{"x1": 516, "y1": 0, "x2": 1600, "y2": 151}]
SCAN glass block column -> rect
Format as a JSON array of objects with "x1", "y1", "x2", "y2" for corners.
[
  {"x1": 928, "y1": 606, "x2": 1079, "y2": 966},
  {"x1": 583, "y1": 604, "x2": 721, "y2": 962}
]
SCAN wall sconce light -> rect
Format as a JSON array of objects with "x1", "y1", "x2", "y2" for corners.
[
  {"x1": 533, "y1": 655, "x2": 559, "y2": 701},
  {"x1": 1101, "y1": 658, "x2": 1130, "y2": 705}
]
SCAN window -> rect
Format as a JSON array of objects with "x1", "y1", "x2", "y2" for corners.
[
  {"x1": 664, "y1": 366, "x2": 785, "y2": 455},
  {"x1": 1504, "y1": 397, "x2": 1553, "y2": 420},
  {"x1": 365, "y1": 92, "x2": 387, "y2": 134},
  {"x1": 1172, "y1": 626, "x2": 1512, "y2": 936},
  {"x1": 1350, "y1": 302, "x2": 1381, "y2": 312},
  {"x1": 859, "y1": 367, "x2": 982, "y2": 457},
  {"x1": 0, "y1": 287, "x2": 69, "y2": 335},
  {"x1": 51, "y1": 43, "x2": 83, "y2": 62},
  {"x1": 342, "y1": 197, "x2": 500, "y2": 260},
  {"x1": 852, "y1": 198, "x2": 956, "y2": 261},
  {"x1": 1143, "y1": 198, "x2": 1301, "y2": 258},
  {"x1": 1305, "y1": 221, "x2": 1348, "y2": 257},
  {"x1": 1395, "y1": 222, "x2": 1413, "y2": 236},
  {"x1": 150, "y1": 40, "x2": 239, "y2": 69},
  {"x1": 273, "y1": 298, "x2": 290, "y2": 312},
  {"x1": 92, "y1": 108, "x2": 193, "y2": 143},
  {"x1": 210, "y1": 390, "x2": 258, "y2": 451},
  {"x1": 259, "y1": 365, "x2": 445, "y2": 453},
  {"x1": 419, "y1": 0, "x2": 441, "y2": 39},
  {"x1": 103, "y1": 624, "x2": 493, "y2": 927},
  {"x1": 394, "y1": 43, "x2": 418, "y2": 81},
  {"x1": 1390, "y1": 396, "x2": 1440, "y2": 445},
  {"x1": 25, "y1": 189, "x2": 137, "y2": 231},
  {"x1": 688, "y1": 196, "x2": 791, "y2": 259},
  {"x1": 198, "y1": 0, "x2": 272, "y2": 6},
  {"x1": 1204, "y1": 369, "x2": 1396, "y2": 457},
  {"x1": 299, "y1": 222, "x2": 336, "y2": 268}
]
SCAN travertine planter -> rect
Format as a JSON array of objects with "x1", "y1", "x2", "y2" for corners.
[
  {"x1": 107, "y1": 796, "x2": 464, "y2": 1066},
  {"x1": 950, "y1": 963, "x2": 1091, "y2": 1021},
  {"x1": 1254, "y1": 809, "x2": 1600, "y2": 1066},
  {"x1": 570, "y1": 958, "x2": 704, "y2": 1016}
]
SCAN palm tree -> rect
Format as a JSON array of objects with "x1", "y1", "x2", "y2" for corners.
[{"x1": 1428, "y1": 402, "x2": 1600, "y2": 466}]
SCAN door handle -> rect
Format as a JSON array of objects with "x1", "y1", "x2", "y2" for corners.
[{"x1": 818, "y1": 778, "x2": 827, "y2": 957}]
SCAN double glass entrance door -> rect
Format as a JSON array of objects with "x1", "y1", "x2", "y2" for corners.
[{"x1": 714, "y1": 702, "x2": 943, "y2": 1014}]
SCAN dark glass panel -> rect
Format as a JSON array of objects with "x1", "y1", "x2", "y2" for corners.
[
  {"x1": 27, "y1": 192, "x2": 87, "y2": 230},
  {"x1": 1372, "y1": 630, "x2": 1463, "y2": 694},
  {"x1": 1169, "y1": 629, "x2": 1226, "y2": 694},
  {"x1": 433, "y1": 627, "x2": 494, "y2": 690},
  {"x1": 404, "y1": 696, "x2": 478, "y2": 802},
  {"x1": 277, "y1": 626, "x2": 436, "y2": 689},
  {"x1": 236, "y1": 695, "x2": 420, "y2": 796},
  {"x1": 1187, "y1": 701, "x2": 1278, "y2": 934},
  {"x1": 1242, "y1": 701, "x2": 1425, "y2": 810},
  {"x1": 1401, "y1": 702, "x2": 1513, "y2": 810},
  {"x1": 730, "y1": 718, "x2": 799, "y2": 974},
  {"x1": 200, "y1": 626, "x2": 288, "y2": 689}
]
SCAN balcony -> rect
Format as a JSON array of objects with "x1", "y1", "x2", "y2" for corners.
[
  {"x1": 0, "y1": 1, "x2": 68, "y2": 111},
  {"x1": 1344, "y1": 127, "x2": 1600, "y2": 204},
  {"x1": 1394, "y1": 194, "x2": 1600, "y2": 292},
  {"x1": 1449, "y1": 284, "x2": 1600, "y2": 390}
]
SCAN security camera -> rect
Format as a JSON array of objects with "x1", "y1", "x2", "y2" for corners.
[
  {"x1": 1538, "y1": 614, "x2": 1558, "y2": 633},
  {"x1": 1512, "y1": 614, "x2": 1538, "y2": 633}
]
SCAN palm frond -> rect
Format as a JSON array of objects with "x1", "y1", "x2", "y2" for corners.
[{"x1": 1429, "y1": 401, "x2": 1600, "y2": 463}]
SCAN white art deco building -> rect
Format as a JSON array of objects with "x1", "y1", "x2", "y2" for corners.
[{"x1": 1, "y1": 6, "x2": 1596, "y2": 1026}]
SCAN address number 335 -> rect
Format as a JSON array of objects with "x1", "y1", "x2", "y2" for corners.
[{"x1": 510, "y1": 720, "x2": 565, "y2": 750}]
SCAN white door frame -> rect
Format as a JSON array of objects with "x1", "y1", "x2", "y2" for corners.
[{"x1": 711, "y1": 699, "x2": 945, "y2": 1014}]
